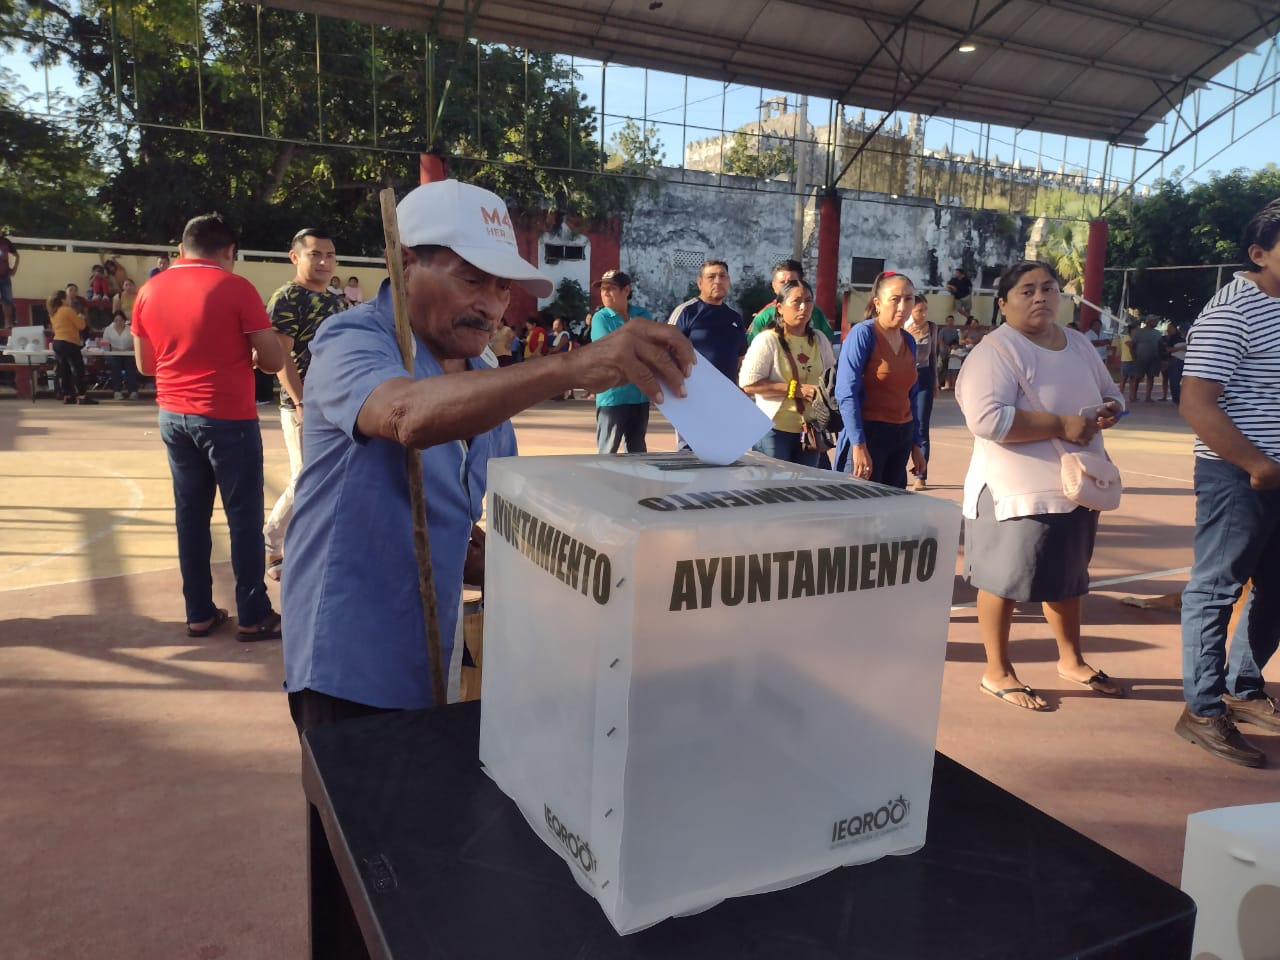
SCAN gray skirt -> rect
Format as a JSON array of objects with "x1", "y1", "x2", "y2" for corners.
[{"x1": 964, "y1": 486, "x2": 1098, "y2": 602}]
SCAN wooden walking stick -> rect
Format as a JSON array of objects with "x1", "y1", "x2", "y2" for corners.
[{"x1": 379, "y1": 186, "x2": 446, "y2": 708}]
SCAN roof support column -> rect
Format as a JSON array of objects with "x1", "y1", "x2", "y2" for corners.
[
  {"x1": 816, "y1": 189, "x2": 841, "y2": 329},
  {"x1": 419, "y1": 153, "x2": 448, "y2": 184},
  {"x1": 1082, "y1": 218, "x2": 1108, "y2": 328}
]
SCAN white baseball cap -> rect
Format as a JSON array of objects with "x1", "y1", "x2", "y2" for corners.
[{"x1": 396, "y1": 180, "x2": 554, "y2": 298}]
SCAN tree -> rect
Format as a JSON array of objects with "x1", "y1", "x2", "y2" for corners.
[
  {"x1": 606, "y1": 119, "x2": 664, "y2": 174},
  {"x1": 1106, "y1": 166, "x2": 1280, "y2": 322},
  {"x1": 0, "y1": 69, "x2": 107, "y2": 236},
  {"x1": 723, "y1": 132, "x2": 795, "y2": 179},
  {"x1": 1040, "y1": 222, "x2": 1086, "y2": 293},
  {"x1": 545, "y1": 277, "x2": 588, "y2": 331},
  {"x1": 732, "y1": 273, "x2": 775, "y2": 321},
  {"x1": 1, "y1": 1, "x2": 635, "y2": 250}
]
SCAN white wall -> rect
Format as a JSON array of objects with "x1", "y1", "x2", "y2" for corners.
[
  {"x1": 618, "y1": 169, "x2": 1041, "y2": 321},
  {"x1": 536, "y1": 226, "x2": 590, "y2": 310}
]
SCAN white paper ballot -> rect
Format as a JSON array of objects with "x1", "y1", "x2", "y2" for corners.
[{"x1": 657, "y1": 351, "x2": 773, "y2": 465}]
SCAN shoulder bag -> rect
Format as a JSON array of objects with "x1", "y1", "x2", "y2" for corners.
[
  {"x1": 988, "y1": 335, "x2": 1122, "y2": 512},
  {"x1": 776, "y1": 329, "x2": 835, "y2": 454}
]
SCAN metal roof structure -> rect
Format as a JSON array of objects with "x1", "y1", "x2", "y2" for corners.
[{"x1": 262, "y1": 0, "x2": 1280, "y2": 147}]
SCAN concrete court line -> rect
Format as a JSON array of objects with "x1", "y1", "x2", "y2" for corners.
[
  {"x1": 6, "y1": 458, "x2": 146, "y2": 579},
  {"x1": 948, "y1": 565, "x2": 1193, "y2": 611}
]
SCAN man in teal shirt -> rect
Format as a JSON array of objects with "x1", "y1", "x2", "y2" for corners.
[
  {"x1": 746, "y1": 259, "x2": 836, "y2": 344},
  {"x1": 591, "y1": 269, "x2": 655, "y2": 453}
]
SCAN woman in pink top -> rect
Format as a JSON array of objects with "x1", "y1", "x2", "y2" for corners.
[{"x1": 956, "y1": 261, "x2": 1126, "y2": 711}]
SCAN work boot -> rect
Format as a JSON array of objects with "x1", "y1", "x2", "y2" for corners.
[
  {"x1": 1174, "y1": 708, "x2": 1265, "y2": 768},
  {"x1": 1224, "y1": 693, "x2": 1280, "y2": 732}
]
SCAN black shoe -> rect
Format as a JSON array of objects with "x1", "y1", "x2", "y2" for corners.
[
  {"x1": 77, "y1": 396, "x2": 100, "y2": 405},
  {"x1": 1224, "y1": 693, "x2": 1280, "y2": 732},
  {"x1": 1174, "y1": 708, "x2": 1265, "y2": 768}
]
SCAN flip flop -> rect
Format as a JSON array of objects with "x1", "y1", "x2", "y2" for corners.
[
  {"x1": 979, "y1": 680, "x2": 1047, "y2": 711},
  {"x1": 186, "y1": 608, "x2": 229, "y2": 638},
  {"x1": 238, "y1": 611, "x2": 282, "y2": 643},
  {"x1": 1058, "y1": 669, "x2": 1126, "y2": 697}
]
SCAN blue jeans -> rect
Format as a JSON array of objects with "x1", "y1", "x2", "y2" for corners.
[
  {"x1": 912, "y1": 365, "x2": 935, "y2": 478},
  {"x1": 864, "y1": 419, "x2": 915, "y2": 488},
  {"x1": 52, "y1": 340, "x2": 85, "y2": 399},
  {"x1": 158, "y1": 410, "x2": 272, "y2": 627},
  {"x1": 1181, "y1": 456, "x2": 1280, "y2": 716},
  {"x1": 105, "y1": 355, "x2": 139, "y2": 393},
  {"x1": 1167, "y1": 357, "x2": 1184, "y2": 404},
  {"x1": 596, "y1": 403, "x2": 649, "y2": 454},
  {"x1": 753, "y1": 428, "x2": 826, "y2": 468}
]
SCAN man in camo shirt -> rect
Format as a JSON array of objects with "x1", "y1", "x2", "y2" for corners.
[{"x1": 264, "y1": 228, "x2": 347, "y2": 580}]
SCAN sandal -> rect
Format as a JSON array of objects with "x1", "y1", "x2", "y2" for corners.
[
  {"x1": 979, "y1": 679, "x2": 1048, "y2": 711},
  {"x1": 187, "y1": 608, "x2": 230, "y2": 638},
  {"x1": 1058, "y1": 669, "x2": 1126, "y2": 697},
  {"x1": 238, "y1": 611, "x2": 282, "y2": 643},
  {"x1": 266, "y1": 557, "x2": 283, "y2": 582}
]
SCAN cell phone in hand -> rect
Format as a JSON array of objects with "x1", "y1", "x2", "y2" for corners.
[{"x1": 1080, "y1": 404, "x2": 1128, "y2": 420}]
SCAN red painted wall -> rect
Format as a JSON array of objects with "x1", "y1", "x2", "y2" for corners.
[
  {"x1": 504, "y1": 214, "x2": 621, "y2": 323},
  {"x1": 585, "y1": 216, "x2": 621, "y2": 311}
]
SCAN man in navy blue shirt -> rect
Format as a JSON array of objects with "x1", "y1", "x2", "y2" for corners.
[{"x1": 667, "y1": 259, "x2": 747, "y2": 383}]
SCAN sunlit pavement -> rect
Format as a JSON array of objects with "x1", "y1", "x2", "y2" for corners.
[{"x1": 1, "y1": 392, "x2": 1275, "y2": 958}]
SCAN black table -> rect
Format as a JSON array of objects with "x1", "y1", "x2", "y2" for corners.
[{"x1": 302, "y1": 702, "x2": 1194, "y2": 959}]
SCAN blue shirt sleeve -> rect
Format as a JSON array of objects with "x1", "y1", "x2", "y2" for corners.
[
  {"x1": 835, "y1": 320, "x2": 875, "y2": 447},
  {"x1": 675, "y1": 303, "x2": 694, "y2": 336},
  {"x1": 591, "y1": 307, "x2": 625, "y2": 342},
  {"x1": 903, "y1": 331, "x2": 924, "y2": 448},
  {"x1": 307, "y1": 298, "x2": 404, "y2": 443}
]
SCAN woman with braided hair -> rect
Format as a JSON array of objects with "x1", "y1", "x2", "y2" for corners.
[{"x1": 739, "y1": 278, "x2": 835, "y2": 467}]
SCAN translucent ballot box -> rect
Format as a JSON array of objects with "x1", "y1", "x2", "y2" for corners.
[{"x1": 478, "y1": 452, "x2": 962, "y2": 934}]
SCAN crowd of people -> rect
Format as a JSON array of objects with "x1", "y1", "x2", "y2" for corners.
[{"x1": 6, "y1": 185, "x2": 1277, "y2": 772}]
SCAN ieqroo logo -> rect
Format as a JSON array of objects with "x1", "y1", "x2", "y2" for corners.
[
  {"x1": 544, "y1": 803, "x2": 597, "y2": 874},
  {"x1": 830, "y1": 794, "x2": 911, "y2": 846}
]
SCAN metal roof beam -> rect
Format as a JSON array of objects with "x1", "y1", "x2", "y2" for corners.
[
  {"x1": 1033, "y1": 0, "x2": 1264, "y2": 52},
  {"x1": 1111, "y1": 9, "x2": 1280, "y2": 143}
]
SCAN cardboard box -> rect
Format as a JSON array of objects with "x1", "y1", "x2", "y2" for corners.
[{"x1": 479, "y1": 452, "x2": 961, "y2": 934}]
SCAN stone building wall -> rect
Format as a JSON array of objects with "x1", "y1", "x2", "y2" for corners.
[{"x1": 616, "y1": 169, "x2": 1038, "y2": 320}]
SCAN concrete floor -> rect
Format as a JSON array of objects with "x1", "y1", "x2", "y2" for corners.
[{"x1": 1, "y1": 388, "x2": 1276, "y2": 958}]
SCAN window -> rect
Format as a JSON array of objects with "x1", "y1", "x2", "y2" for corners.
[
  {"x1": 672, "y1": 249, "x2": 706, "y2": 271},
  {"x1": 544, "y1": 244, "x2": 586, "y2": 263},
  {"x1": 850, "y1": 257, "x2": 886, "y2": 285}
]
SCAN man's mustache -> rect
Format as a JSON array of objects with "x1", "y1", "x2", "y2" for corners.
[{"x1": 456, "y1": 316, "x2": 493, "y2": 332}]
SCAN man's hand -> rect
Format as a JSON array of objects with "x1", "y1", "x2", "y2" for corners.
[
  {"x1": 1251, "y1": 460, "x2": 1280, "y2": 491},
  {"x1": 566, "y1": 319, "x2": 695, "y2": 404}
]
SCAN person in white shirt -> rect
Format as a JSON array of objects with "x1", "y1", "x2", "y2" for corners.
[
  {"x1": 956, "y1": 261, "x2": 1126, "y2": 712},
  {"x1": 101, "y1": 310, "x2": 139, "y2": 399}
]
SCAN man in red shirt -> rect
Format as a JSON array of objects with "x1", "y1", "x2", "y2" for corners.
[{"x1": 132, "y1": 213, "x2": 287, "y2": 641}]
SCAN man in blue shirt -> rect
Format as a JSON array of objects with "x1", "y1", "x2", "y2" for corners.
[
  {"x1": 282, "y1": 180, "x2": 695, "y2": 733},
  {"x1": 667, "y1": 260, "x2": 747, "y2": 383},
  {"x1": 590, "y1": 269, "x2": 656, "y2": 453},
  {"x1": 666, "y1": 260, "x2": 747, "y2": 451}
]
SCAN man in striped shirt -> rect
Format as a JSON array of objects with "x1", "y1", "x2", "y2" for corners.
[{"x1": 1175, "y1": 199, "x2": 1280, "y2": 768}]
